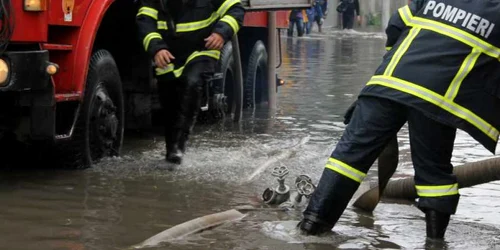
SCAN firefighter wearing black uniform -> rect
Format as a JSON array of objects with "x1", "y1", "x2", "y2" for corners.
[
  {"x1": 136, "y1": 0, "x2": 244, "y2": 164},
  {"x1": 337, "y1": 0, "x2": 360, "y2": 30},
  {"x1": 299, "y1": 0, "x2": 500, "y2": 239}
]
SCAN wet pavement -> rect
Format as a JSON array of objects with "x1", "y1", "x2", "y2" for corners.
[{"x1": 1, "y1": 29, "x2": 500, "y2": 250}]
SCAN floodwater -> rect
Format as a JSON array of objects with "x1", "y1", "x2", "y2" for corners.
[{"x1": 1, "y1": 28, "x2": 500, "y2": 250}]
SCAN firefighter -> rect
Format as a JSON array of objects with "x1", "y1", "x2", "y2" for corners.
[
  {"x1": 299, "y1": 0, "x2": 500, "y2": 240},
  {"x1": 336, "y1": 0, "x2": 360, "y2": 30},
  {"x1": 136, "y1": 0, "x2": 244, "y2": 165}
]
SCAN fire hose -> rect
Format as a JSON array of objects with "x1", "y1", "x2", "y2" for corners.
[
  {"x1": 131, "y1": 164, "x2": 316, "y2": 249},
  {"x1": 353, "y1": 156, "x2": 500, "y2": 212}
]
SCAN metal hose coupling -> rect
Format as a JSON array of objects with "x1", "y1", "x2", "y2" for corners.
[
  {"x1": 262, "y1": 165, "x2": 291, "y2": 205},
  {"x1": 294, "y1": 175, "x2": 316, "y2": 203}
]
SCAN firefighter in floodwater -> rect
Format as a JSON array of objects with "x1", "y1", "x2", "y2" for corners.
[
  {"x1": 136, "y1": 0, "x2": 244, "y2": 165},
  {"x1": 336, "y1": 0, "x2": 360, "y2": 30},
  {"x1": 299, "y1": 0, "x2": 500, "y2": 240}
]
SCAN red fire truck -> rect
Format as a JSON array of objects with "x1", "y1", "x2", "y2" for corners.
[{"x1": 0, "y1": 0, "x2": 311, "y2": 167}]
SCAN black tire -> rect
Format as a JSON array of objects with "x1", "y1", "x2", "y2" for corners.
[
  {"x1": 244, "y1": 40, "x2": 268, "y2": 109},
  {"x1": 61, "y1": 49, "x2": 125, "y2": 168},
  {"x1": 216, "y1": 41, "x2": 243, "y2": 122}
]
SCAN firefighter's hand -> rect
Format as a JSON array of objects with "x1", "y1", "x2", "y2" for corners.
[
  {"x1": 205, "y1": 33, "x2": 225, "y2": 50},
  {"x1": 154, "y1": 49, "x2": 175, "y2": 68},
  {"x1": 357, "y1": 15, "x2": 362, "y2": 25}
]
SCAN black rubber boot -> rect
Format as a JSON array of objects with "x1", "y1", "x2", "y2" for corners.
[
  {"x1": 177, "y1": 73, "x2": 202, "y2": 155},
  {"x1": 425, "y1": 209, "x2": 450, "y2": 239},
  {"x1": 298, "y1": 212, "x2": 332, "y2": 235},
  {"x1": 166, "y1": 148, "x2": 182, "y2": 164},
  {"x1": 299, "y1": 168, "x2": 361, "y2": 235},
  {"x1": 166, "y1": 129, "x2": 183, "y2": 165},
  {"x1": 178, "y1": 132, "x2": 189, "y2": 154},
  {"x1": 178, "y1": 107, "x2": 196, "y2": 154}
]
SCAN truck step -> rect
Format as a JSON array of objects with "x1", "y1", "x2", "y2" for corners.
[{"x1": 41, "y1": 43, "x2": 73, "y2": 51}]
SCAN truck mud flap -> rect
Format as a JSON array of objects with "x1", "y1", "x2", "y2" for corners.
[
  {"x1": 29, "y1": 88, "x2": 56, "y2": 141},
  {"x1": 6, "y1": 50, "x2": 57, "y2": 141}
]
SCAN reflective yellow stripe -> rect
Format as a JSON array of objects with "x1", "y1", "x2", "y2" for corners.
[
  {"x1": 325, "y1": 157, "x2": 366, "y2": 183},
  {"x1": 217, "y1": 0, "x2": 240, "y2": 17},
  {"x1": 444, "y1": 48, "x2": 481, "y2": 100},
  {"x1": 398, "y1": 5, "x2": 413, "y2": 26},
  {"x1": 385, "y1": 47, "x2": 392, "y2": 51},
  {"x1": 399, "y1": 6, "x2": 500, "y2": 59},
  {"x1": 384, "y1": 28, "x2": 420, "y2": 76},
  {"x1": 143, "y1": 32, "x2": 162, "y2": 51},
  {"x1": 220, "y1": 15, "x2": 239, "y2": 34},
  {"x1": 367, "y1": 75, "x2": 499, "y2": 141},
  {"x1": 156, "y1": 50, "x2": 221, "y2": 77},
  {"x1": 157, "y1": 21, "x2": 168, "y2": 30},
  {"x1": 157, "y1": 13, "x2": 218, "y2": 32},
  {"x1": 156, "y1": 64, "x2": 175, "y2": 75},
  {"x1": 416, "y1": 184, "x2": 459, "y2": 197},
  {"x1": 177, "y1": 12, "x2": 219, "y2": 32},
  {"x1": 137, "y1": 7, "x2": 158, "y2": 20},
  {"x1": 154, "y1": 0, "x2": 240, "y2": 34}
]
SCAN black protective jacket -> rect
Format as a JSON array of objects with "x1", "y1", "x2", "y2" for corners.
[
  {"x1": 338, "y1": 0, "x2": 359, "y2": 16},
  {"x1": 136, "y1": 0, "x2": 244, "y2": 79},
  {"x1": 362, "y1": 0, "x2": 500, "y2": 153}
]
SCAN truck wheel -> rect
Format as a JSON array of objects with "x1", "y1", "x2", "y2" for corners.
[
  {"x1": 65, "y1": 49, "x2": 124, "y2": 168},
  {"x1": 217, "y1": 41, "x2": 243, "y2": 122},
  {"x1": 244, "y1": 40, "x2": 268, "y2": 109}
]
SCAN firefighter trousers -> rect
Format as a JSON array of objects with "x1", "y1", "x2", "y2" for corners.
[
  {"x1": 157, "y1": 59, "x2": 216, "y2": 153},
  {"x1": 304, "y1": 95, "x2": 459, "y2": 228},
  {"x1": 342, "y1": 12, "x2": 355, "y2": 29}
]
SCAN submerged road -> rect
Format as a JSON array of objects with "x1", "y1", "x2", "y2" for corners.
[{"x1": 0, "y1": 29, "x2": 499, "y2": 250}]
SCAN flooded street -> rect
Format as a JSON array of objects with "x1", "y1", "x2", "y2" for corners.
[{"x1": 1, "y1": 29, "x2": 500, "y2": 250}]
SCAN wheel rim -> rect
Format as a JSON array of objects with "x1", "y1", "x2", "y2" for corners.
[{"x1": 89, "y1": 84, "x2": 119, "y2": 160}]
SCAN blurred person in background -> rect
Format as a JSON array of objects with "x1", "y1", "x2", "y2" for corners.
[
  {"x1": 288, "y1": 9, "x2": 305, "y2": 37},
  {"x1": 336, "y1": 0, "x2": 360, "y2": 30}
]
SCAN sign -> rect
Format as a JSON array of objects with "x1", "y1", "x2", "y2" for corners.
[{"x1": 62, "y1": 0, "x2": 74, "y2": 22}]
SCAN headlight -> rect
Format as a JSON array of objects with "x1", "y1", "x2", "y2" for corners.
[
  {"x1": 46, "y1": 63, "x2": 59, "y2": 75},
  {"x1": 24, "y1": 0, "x2": 47, "y2": 11},
  {"x1": 0, "y1": 59, "x2": 9, "y2": 86}
]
